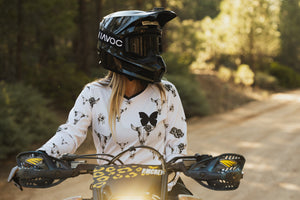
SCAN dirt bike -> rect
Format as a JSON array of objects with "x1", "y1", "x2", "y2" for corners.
[{"x1": 8, "y1": 145, "x2": 245, "y2": 200}]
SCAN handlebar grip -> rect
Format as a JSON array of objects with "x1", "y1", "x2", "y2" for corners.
[{"x1": 16, "y1": 168, "x2": 75, "y2": 180}]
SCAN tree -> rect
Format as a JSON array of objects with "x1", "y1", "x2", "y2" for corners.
[
  {"x1": 168, "y1": 0, "x2": 222, "y2": 21},
  {"x1": 191, "y1": 0, "x2": 281, "y2": 72},
  {"x1": 76, "y1": 0, "x2": 89, "y2": 71},
  {"x1": 278, "y1": 0, "x2": 300, "y2": 72}
]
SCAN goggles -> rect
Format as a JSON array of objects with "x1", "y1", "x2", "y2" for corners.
[
  {"x1": 124, "y1": 31, "x2": 162, "y2": 58},
  {"x1": 98, "y1": 25, "x2": 162, "y2": 58}
]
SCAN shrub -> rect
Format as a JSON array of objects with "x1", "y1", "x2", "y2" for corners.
[
  {"x1": 218, "y1": 66, "x2": 233, "y2": 82},
  {"x1": 269, "y1": 62, "x2": 300, "y2": 89},
  {"x1": 255, "y1": 71, "x2": 279, "y2": 90},
  {"x1": 0, "y1": 82, "x2": 60, "y2": 159},
  {"x1": 28, "y1": 57, "x2": 91, "y2": 110},
  {"x1": 234, "y1": 64, "x2": 255, "y2": 86},
  {"x1": 165, "y1": 74, "x2": 210, "y2": 118},
  {"x1": 163, "y1": 52, "x2": 194, "y2": 76}
]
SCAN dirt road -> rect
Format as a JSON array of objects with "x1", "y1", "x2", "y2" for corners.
[{"x1": 2, "y1": 90, "x2": 300, "y2": 200}]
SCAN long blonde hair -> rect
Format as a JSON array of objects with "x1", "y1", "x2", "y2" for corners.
[{"x1": 99, "y1": 71, "x2": 166, "y2": 135}]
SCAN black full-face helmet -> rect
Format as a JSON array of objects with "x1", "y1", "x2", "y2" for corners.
[{"x1": 97, "y1": 8, "x2": 176, "y2": 83}]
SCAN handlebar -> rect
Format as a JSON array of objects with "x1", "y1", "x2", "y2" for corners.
[{"x1": 12, "y1": 146, "x2": 245, "y2": 191}]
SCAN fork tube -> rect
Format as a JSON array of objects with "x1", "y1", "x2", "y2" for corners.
[{"x1": 161, "y1": 173, "x2": 168, "y2": 200}]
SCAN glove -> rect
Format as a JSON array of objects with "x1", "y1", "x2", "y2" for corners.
[
  {"x1": 7, "y1": 165, "x2": 22, "y2": 191},
  {"x1": 7, "y1": 150, "x2": 48, "y2": 191}
]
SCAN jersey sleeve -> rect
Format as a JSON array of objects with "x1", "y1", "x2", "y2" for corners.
[
  {"x1": 163, "y1": 82, "x2": 188, "y2": 191},
  {"x1": 39, "y1": 84, "x2": 93, "y2": 157},
  {"x1": 164, "y1": 82, "x2": 187, "y2": 161}
]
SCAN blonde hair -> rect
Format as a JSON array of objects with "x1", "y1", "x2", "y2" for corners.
[{"x1": 99, "y1": 71, "x2": 165, "y2": 135}]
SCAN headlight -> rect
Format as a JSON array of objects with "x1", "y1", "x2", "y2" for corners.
[
  {"x1": 63, "y1": 196, "x2": 83, "y2": 200},
  {"x1": 112, "y1": 196, "x2": 148, "y2": 200}
]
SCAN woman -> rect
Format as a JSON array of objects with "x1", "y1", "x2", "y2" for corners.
[{"x1": 13, "y1": 8, "x2": 192, "y2": 199}]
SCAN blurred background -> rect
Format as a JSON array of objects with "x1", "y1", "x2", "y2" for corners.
[{"x1": 1, "y1": 0, "x2": 300, "y2": 160}]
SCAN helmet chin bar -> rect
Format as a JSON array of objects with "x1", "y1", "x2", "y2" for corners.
[{"x1": 99, "y1": 50, "x2": 165, "y2": 83}]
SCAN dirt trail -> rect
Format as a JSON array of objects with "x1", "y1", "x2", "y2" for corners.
[{"x1": 2, "y1": 90, "x2": 300, "y2": 200}]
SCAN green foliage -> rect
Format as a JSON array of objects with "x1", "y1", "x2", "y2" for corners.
[
  {"x1": 163, "y1": 50, "x2": 209, "y2": 117},
  {"x1": 167, "y1": 18, "x2": 204, "y2": 60},
  {"x1": 1, "y1": 0, "x2": 300, "y2": 130},
  {"x1": 169, "y1": 0, "x2": 222, "y2": 21},
  {"x1": 218, "y1": 66, "x2": 233, "y2": 82},
  {"x1": 0, "y1": 82, "x2": 60, "y2": 159},
  {"x1": 0, "y1": 0, "x2": 77, "y2": 81},
  {"x1": 163, "y1": 51, "x2": 194, "y2": 76},
  {"x1": 165, "y1": 74, "x2": 210, "y2": 118},
  {"x1": 191, "y1": 0, "x2": 281, "y2": 72},
  {"x1": 269, "y1": 62, "x2": 300, "y2": 88},
  {"x1": 255, "y1": 71, "x2": 279, "y2": 90},
  {"x1": 29, "y1": 57, "x2": 91, "y2": 110}
]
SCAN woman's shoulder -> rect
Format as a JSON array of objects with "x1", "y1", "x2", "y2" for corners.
[
  {"x1": 85, "y1": 80, "x2": 109, "y2": 90},
  {"x1": 80, "y1": 80, "x2": 111, "y2": 96},
  {"x1": 161, "y1": 79, "x2": 178, "y2": 91}
]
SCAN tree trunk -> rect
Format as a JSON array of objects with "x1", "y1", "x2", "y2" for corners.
[
  {"x1": 16, "y1": 0, "x2": 23, "y2": 80},
  {"x1": 95, "y1": 0, "x2": 103, "y2": 21},
  {"x1": 95, "y1": 0, "x2": 103, "y2": 66},
  {"x1": 136, "y1": 0, "x2": 143, "y2": 9},
  {"x1": 78, "y1": 0, "x2": 89, "y2": 72},
  {"x1": 160, "y1": 0, "x2": 167, "y2": 8},
  {"x1": 160, "y1": 0, "x2": 168, "y2": 52}
]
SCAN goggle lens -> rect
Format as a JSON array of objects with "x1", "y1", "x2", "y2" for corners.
[{"x1": 125, "y1": 33, "x2": 162, "y2": 58}]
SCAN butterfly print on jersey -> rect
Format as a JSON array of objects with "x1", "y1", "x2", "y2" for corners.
[
  {"x1": 130, "y1": 111, "x2": 159, "y2": 145},
  {"x1": 139, "y1": 111, "x2": 158, "y2": 126},
  {"x1": 164, "y1": 84, "x2": 176, "y2": 97},
  {"x1": 151, "y1": 98, "x2": 166, "y2": 115},
  {"x1": 74, "y1": 111, "x2": 88, "y2": 125},
  {"x1": 170, "y1": 127, "x2": 185, "y2": 138}
]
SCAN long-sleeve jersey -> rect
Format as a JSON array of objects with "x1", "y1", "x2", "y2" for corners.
[{"x1": 39, "y1": 80, "x2": 187, "y2": 190}]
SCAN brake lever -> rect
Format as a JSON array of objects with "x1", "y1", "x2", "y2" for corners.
[{"x1": 167, "y1": 162, "x2": 186, "y2": 173}]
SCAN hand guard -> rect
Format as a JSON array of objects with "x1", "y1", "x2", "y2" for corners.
[
  {"x1": 184, "y1": 153, "x2": 245, "y2": 190},
  {"x1": 9, "y1": 150, "x2": 73, "y2": 190}
]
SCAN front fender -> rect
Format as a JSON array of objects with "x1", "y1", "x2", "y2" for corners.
[{"x1": 178, "y1": 194, "x2": 202, "y2": 200}]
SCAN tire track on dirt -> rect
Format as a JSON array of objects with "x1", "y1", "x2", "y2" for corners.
[
  {"x1": 2, "y1": 90, "x2": 300, "y2": 200},
  {"x1": 184, "y1": 90, "x2": 300, "y2": 200}
]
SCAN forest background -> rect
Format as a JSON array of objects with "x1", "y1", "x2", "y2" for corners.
[{"x1": 1, "y1": 0, "x2": 300, "y2": 159}]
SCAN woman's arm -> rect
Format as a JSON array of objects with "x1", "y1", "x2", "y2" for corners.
[
  {"x1": 39, "y1": 84, "x2": 93, "y2": 157},
  {"x1": 163, "y1": 82, "x2": 188, "y2": 190}
]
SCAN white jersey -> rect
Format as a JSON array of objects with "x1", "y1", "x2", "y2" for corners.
[{"x1": 39, "y1": 80, "x2": 187, "y2": 190}]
